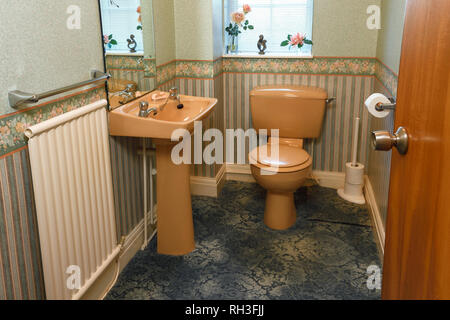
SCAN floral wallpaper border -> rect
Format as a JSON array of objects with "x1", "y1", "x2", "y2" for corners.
[
  {"x1": 137, "y1": 57, "x2": 380, "y2": 87},
  {"x1": 144, "y1": 58, "x2": 157, "y2": 78},
  {"x1": 375, "y1": 59, "x2": 398, "y2": 97},
  {"x1": 0, "y1": 86, "x2": 106, "y2": 156},
  {"x1": 156, "y1": 57, "x2": 377, "y2": 83},
  {"x1": 156, "y1": 61, "x2": 177, "y2": 86},
  {"x1": 106, "y1": 55, "x2": 144, "y2": 71},
  {"x1": 106, "y1": 55, "x2": 156, "y2": 78},
  {"x1": 222, "y1": 57, "x2": 376, "y2": 75},
  {"x1": 176, "y1": 60, "x2": 214, "y2": 79},
  {"x1": 214, "y1": 58, "x2": 223, "y2": 78}
]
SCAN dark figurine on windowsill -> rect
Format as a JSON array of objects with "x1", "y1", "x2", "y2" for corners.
[
  {"x1": 127, "y1": 34, "x2": 137, "y2": 53},
  {"x1": 257, "y1": 35, "x2": 267, "y2": 55}
]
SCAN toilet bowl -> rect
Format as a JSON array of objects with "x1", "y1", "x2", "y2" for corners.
[
  {"x1": 249, "y1": 139, "x2": 312, "y2": 230},
  {"x1": 249, "y1": 85, "x2": 328, "y2": 230}
]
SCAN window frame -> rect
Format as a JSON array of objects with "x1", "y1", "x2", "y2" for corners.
[{"x1": 223, "y1": 0, "x2": 314, "y2": 57}]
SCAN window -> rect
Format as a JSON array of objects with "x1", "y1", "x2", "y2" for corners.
[
  {"x1": 225, "y1": 0, "x2": 314, "y2": 55},
  {"x1": 100, "y1": 0, "x2": 143, "y2": 53}
]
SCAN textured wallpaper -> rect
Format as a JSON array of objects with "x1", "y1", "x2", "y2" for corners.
[
  {"x1": 312, "y1": 0, "x2": 381, "y2": 57},
  {"x1": 376, "y1": 0, "x2": 407, "y2": 73},
  {"x1": 174, "y1": 0, "x2": 214, "y2": 60},
  {"x1": 153, "y1": 0, "x2": 176, "y2": 65},
  {"x1": 0, "y1": 0, "x2": 104, "y2": 116}
]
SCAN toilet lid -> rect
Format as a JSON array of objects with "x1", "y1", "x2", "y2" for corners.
[{"x1": 250, "y1": 144, "x2": 310, "y2": 168}]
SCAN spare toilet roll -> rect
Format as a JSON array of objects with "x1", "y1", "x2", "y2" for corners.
[
  {"x1": 345, "y1": 162, "x2": 365, "y2": 185},
  {"x1": 338, "y1": 162, "x2": 366, "y2": 205},
  {"x1": 365, "y1": 93, "x2": 391, "y2": 118}
]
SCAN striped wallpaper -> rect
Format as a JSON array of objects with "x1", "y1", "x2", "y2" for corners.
[
  {"x1": 368, "y1": 60, "x2": 399, "y2": 227},
  {"x1": 176, "y1": 77, "x2": 224, "y2": 178},
  {"x1": 0, "y1": 148, "x2": 45, "y2": 299},
  {"x1": 109, "y1": 137, "x2": 157, "y2": 239}
]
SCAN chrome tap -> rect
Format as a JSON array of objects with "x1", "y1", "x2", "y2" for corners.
[
  {"x1": 159, "y1": 87, "x2": 183, "y2": 111},
  {"x1": 169, "y1": 87, "x2": 181, "y2": 103},
  {"x1": 138, "y1": 101, "x2": 158, "y2": 118},
  {"x1": 113, "y1": 84, "x2": 137, "y2": 105}
]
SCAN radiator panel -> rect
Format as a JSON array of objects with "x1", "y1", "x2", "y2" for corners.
[{"x1": 27, "y1": 100, "x2": 118, "y2": 300}]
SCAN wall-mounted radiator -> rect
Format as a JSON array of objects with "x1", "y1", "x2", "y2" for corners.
[{"x1": 26, "y1": 99, "x2": 119, "y2": 300}]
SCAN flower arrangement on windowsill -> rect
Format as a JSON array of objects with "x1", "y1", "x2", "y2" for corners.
[
  {"x1": 280, "y1": 33, "x2": 313, "y2": 53},
  {"x1": 225, "y1": 4, "x2": 254, "y2": 54},
  {"x1": 104, "y1": 34, "x2": 118, "y2": 49}
]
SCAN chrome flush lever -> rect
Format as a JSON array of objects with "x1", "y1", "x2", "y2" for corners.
[{"x1": 326, "y1": 97, "x2": 336, "y2": 104}]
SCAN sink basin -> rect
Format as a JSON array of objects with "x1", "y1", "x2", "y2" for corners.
[
  {"x1": 109, "y1": 91, "x2": 218, "y2": 256},
  {"x1": 109, "y1": 92, "x2": 217, "y2": 139}
]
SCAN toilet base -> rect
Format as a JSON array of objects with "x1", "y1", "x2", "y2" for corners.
[{"x1": 264, "y1": 192, "x2": 297, "y2": 230}]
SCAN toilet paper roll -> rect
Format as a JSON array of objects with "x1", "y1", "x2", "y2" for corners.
[
  {"x1": 345, "y1": 162, "x2": 365, "y2": 185},
  {"x1": 365, "y1": 93, "x2": 391, "y2": 118}
]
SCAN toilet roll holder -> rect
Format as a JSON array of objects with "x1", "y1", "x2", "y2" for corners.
[{"x1": 375, "y1": 97, "x2": 397, "y2": 112}]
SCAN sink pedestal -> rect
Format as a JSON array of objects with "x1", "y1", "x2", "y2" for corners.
[
  {"x1": 154, "y1": 139, "x2": 195, "y2": 255},
  {"x1": 108, "y1": 92, "x2": 218, "y2": 256}
]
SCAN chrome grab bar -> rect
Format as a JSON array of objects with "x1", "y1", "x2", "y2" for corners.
[{"x1": 8, "y1": 70, "x2": 111, "y2": 109}]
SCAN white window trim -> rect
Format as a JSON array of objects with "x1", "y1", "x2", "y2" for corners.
[{"x1": 224, "y1": 0, "x2": 315, "y2": 57}]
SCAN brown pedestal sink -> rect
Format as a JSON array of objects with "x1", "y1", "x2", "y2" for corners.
[{"x1": 109, "y1": 92, "x2": 217, "y2": 255}]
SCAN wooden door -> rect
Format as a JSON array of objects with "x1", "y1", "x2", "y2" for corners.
[{"x1": 382, "y1": 0, "x2": 450, "y2": 299}]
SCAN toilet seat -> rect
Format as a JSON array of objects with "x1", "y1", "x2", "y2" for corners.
[{"x1": 249, "y1": 144, "x2": 312, "y2": 173}]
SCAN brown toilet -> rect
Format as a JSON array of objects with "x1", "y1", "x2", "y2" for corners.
[{"x1": 249, "y1": 85, "x2": 328, "y2": 230}]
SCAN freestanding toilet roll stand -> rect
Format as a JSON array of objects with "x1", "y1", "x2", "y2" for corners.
[
  {"x1": 337, "y1": 116, "x2": 366, "y2": 205},
  {"x1": 338, "y1": 94, "x2": 397, "y2": 205}
]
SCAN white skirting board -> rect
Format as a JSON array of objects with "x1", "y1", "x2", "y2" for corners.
[
  {"x1": 364, "y1": 177, "x2": 386, "y2": 256},
  {"x1": 311, "y1": 171, "x2": 346, "y2": 189},
  {"x1": 224, "y1": 164, "x2": 347, "y2": 189},
  {"x1": 190, "y1": 165, "x2": 226, "y2": 198},
  {"x1": 225, "y1": 164, "x2": 256, "y2": 183}
]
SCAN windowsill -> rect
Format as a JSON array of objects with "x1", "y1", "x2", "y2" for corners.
[
  {"x1": 105, "y1": 51, "x2": 144, "y2": 57},
  {"x1": 222, "y1": 52, "x2": 314, "y2": 59}
]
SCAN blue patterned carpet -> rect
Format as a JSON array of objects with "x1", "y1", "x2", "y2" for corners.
[{"x1": 106, "y1": 181, "x2": 382, "y2": 300}]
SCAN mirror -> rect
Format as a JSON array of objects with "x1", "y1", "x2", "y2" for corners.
[{"x1": 99, "y1": 0, "x2": 156, "y2": 109}]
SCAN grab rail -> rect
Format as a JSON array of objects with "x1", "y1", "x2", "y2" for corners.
[{"x1": 8, "y1": 70, "x2": 111, "y2": 109}]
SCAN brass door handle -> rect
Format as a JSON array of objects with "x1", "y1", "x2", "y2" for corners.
[{"x1": 371, "y1": 127, "x2": 409, "y2": 155}]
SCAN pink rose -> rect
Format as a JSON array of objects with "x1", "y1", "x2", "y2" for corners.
[
  {"x1": 103, "y1": 35, "x2": 110, "y2": 44},
  {"x1": 231, "y1": 12, "x2": 245, "y2": 25},
  {"x1": 243, "y1": 4, "x2": 251, "y2": 14},
  {"x1": 289, "y1": 33, "x2": 305, "y2": 46}
]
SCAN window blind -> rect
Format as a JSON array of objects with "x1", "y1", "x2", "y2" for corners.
[
  {"x1": 100, "y1": 0, "x2": 144, "y2": 53},
  {"x1": 225, "y1": 0, "x2": 314, "y2": 55}
]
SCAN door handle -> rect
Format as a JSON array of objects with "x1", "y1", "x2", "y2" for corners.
[{"x1": 371, "y1": 127, "x2": 409, "y2": 155}]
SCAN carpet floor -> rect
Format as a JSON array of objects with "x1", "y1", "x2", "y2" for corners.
[{"x1": 106, "y1": 181, "x2": 382, "y2": 300}]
